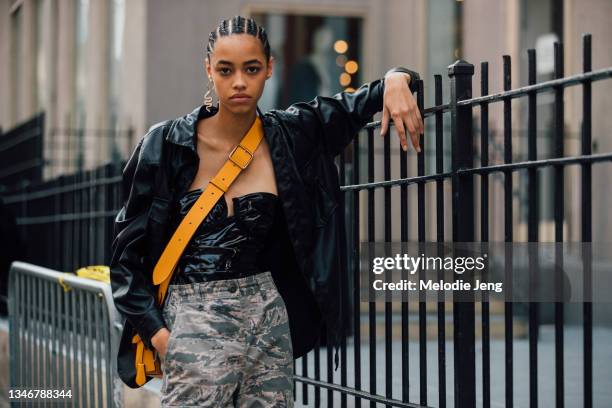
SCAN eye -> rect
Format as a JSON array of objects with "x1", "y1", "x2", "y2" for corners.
[
  {"x1": 219, "y1": 67, "x2": 231, "y2": 75},
  {"x1": 246, "y1": 66, "x2": 261, "y2": 74}
]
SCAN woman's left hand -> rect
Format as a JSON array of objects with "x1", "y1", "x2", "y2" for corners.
[{"x1": 380, "y1": 72, "x2": 424, "y2": 152}]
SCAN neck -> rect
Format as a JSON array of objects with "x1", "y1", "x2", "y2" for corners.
[{"x1": 209, "y1": 104, "x2": 258, "y2": 147}]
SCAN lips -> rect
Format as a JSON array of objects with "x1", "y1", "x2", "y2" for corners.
[{"x1": 230, "y1": 94, "x2": 251, "y2": 100}]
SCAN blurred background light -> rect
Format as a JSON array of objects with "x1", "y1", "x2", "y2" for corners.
[
  {"x1": 339, "y1": 72, "x2": 351, "y2": 86},
  {"x1": 333, "y1": 39, "x2": 348, "y2": 54},
  {"x1": 345, "y1": 60, "x2": 358, "y2": 74}
]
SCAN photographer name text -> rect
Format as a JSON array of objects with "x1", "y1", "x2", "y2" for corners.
[{"x1": 372, "y1": 279, "x2": 503, "y2": 293}]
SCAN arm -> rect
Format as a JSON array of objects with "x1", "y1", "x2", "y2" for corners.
[
  {"x1": 283, "y1": 66, "x2": 421, "y2": 157},
  {"x1": 110, "y1": 134, "x2": 166, "y2": 350}
]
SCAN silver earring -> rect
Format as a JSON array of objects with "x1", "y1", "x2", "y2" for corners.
[{"x1": 204, "y1": 76, "x2": 214, "y2": 112}]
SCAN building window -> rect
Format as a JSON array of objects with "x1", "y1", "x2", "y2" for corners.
[{"x1": 249, "y1": 13, "x2": 363, "y2": 112}]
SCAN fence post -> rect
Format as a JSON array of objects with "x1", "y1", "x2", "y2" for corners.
[{"x1": 448, "y1": 59, "x2": 476, "y2": 408}]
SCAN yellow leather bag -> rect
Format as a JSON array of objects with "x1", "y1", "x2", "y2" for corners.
[{"x1": 132, "y1": 115, "x2": 264, "y2": 386}]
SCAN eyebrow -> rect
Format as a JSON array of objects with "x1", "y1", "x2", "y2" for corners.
[{"x1": 216, "y1": 59, "x2": 263, "y2": 66}]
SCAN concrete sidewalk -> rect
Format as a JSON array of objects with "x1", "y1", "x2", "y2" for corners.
[
  {"x1": 2, "y1": 318, "x2": 610, "y2": 407},
  {"x1": 138, "y1": 325, "x2": 611, "y2": 407},
  {"x1": 293, "y1": 325, "x2": 612, "y2": 407}
]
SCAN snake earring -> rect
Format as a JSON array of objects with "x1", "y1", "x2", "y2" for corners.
[{"x1": 204, "y1": 76, "x2": 215, "y2": 112}]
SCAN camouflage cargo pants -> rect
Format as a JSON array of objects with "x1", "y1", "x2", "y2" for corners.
[{"x1": 160, "y1": 270, "x2": 294, "y2": 407}]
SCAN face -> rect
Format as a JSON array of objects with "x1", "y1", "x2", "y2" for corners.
[{"x1": 206, "y1": 33, "x2": 273, "y2": 114}]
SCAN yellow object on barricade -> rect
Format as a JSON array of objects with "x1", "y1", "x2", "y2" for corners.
[{"x1": 75, "y1": 265, "x2": 110, "y2": 284}]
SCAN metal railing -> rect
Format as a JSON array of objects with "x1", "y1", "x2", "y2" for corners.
[
  {"x1": 0, "y1": 113, "x2": 44, "y2": 191},
  {"x1": 8, "y1": 261, "x2": 123, "y2": 407},
  {"x1": 2, "y1": 162, "x2": 123, "y2": 271},
  {"x1": 290, "y1": 34, "x2": 612, "y2": 407}
]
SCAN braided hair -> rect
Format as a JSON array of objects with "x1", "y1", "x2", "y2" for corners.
[{"x1": 206, "y1": 16, "x2": 271, "y2": 63}]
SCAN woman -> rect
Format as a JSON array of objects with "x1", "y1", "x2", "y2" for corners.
[{"x1": 110, "y1": 15, "x2": 422, "y2": 407}]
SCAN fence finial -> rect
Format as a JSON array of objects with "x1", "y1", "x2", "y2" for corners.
[{"x1": 448, "y1": 59, "x2": 474, "y2": 76}]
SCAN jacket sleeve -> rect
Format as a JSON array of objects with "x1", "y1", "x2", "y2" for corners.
[
  {"x1": 283, "y1": 66, "x2": 420, "y2": 158},
  {"x1": 110, "y1": 134, "x2": 166, "y2": 350}
]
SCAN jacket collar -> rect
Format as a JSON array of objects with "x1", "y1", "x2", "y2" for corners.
[{"x1": 165, "y1": 104, "x2": 269, "y2": 152}]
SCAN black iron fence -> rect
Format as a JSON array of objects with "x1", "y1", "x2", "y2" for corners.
[
  {"x1": 2, "y1": 33, "x2": 612, "y2": 407},
  {"x1": 2, "y1": 163, "x2": 123, "y2": 272},
  {"x1": 0, "y1": 113, "x2": 44, "y2": 191},
  {"x1": 293, "y1": 33, "x2": 610, "y2": 408}
]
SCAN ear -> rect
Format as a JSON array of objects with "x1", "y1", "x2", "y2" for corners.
[
  {"x1": 266, "y1": 56, "x2": 274, "y2": 79},
  {"x1": 205, "y1": 58, "x2": 212, "y2": 79}
]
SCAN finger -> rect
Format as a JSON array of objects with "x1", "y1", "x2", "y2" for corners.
[
  {"x1": 411, "y1": 108, "x2": 423, "y2": 151},
  {"x1": 401, "y1": 110, "x2": 413, "y2": 152},
  {"x1": 380, "y1": 107, "x2": 390, "y2": 137},
  {"x1": 392, "y1": 113, "x2": 407, "y2": 150},
  {"x1": 409, "y1": 124, "x2": 420, "y2": 153},
  {"x1": 410, "y1": 120, "x2": 421, "y2": 153},
  {"x1": 415, "y1": 108, "x2": 424, "y2": 135},
  {"x1": 402, "y1": 111, "x2": 417, "y2": 152}
]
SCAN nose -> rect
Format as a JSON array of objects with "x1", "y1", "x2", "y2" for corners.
[{"x1": 233, "y1": 72, "x2": 247, "y2": 89}]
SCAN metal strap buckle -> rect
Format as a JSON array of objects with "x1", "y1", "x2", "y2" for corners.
[{"x1": 228, "y1": 144, "x2": 254, "y2": 169}]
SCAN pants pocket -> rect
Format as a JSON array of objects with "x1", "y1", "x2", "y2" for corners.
[{"x1": 160, "y1": 290, "x2": 185, "y2": 371}]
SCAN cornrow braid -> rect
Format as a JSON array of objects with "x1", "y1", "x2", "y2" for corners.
[{"x1": 206, "y1": 15, "x2": 271, "y2": 63}]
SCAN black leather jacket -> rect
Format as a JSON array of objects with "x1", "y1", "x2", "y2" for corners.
[{"x1": 110, "y1": 66, "x2": 420, "y2": 372}]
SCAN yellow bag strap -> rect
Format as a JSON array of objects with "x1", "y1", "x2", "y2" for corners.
[
  {"x1": 133, "y1": 334, "x2": 146, "y2": 384},
  {"x1": 152, "y1": 115, "x2": 265, "y2": 304}
]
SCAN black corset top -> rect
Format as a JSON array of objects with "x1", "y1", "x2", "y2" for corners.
[{"x1": 169, "y1": 188, "x2": 280, "y2": 284}]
